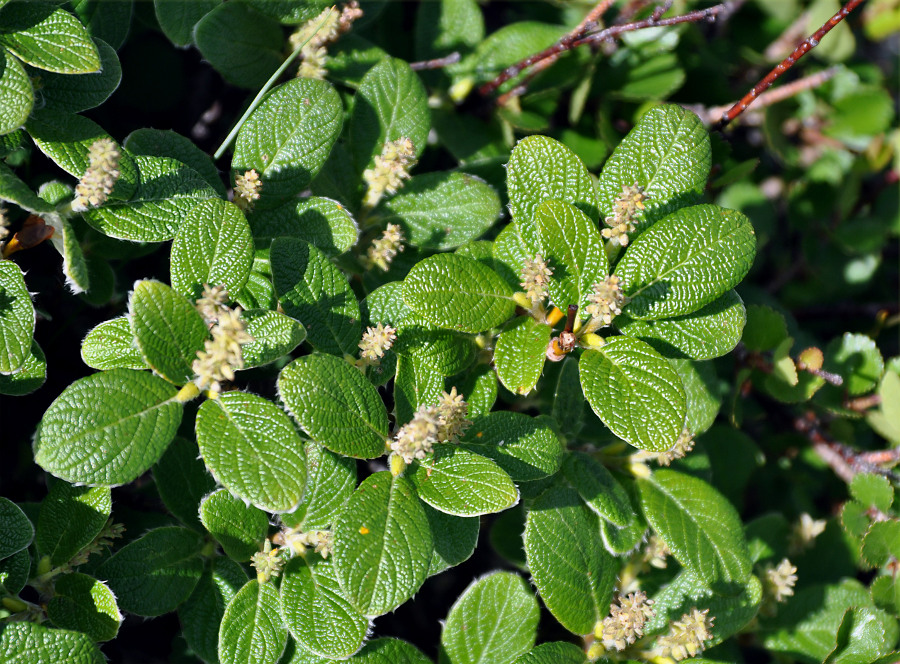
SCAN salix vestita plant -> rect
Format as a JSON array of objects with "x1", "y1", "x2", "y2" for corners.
[{"x1": 0, "y1": 2, "x2": 897, "y2": 663}]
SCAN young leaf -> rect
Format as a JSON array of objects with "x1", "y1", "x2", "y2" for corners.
[
  {"x1": 638, "y1": 469, "x2": 752, "y2": 595},
  {"x1": 36, "y1": 482, "x2": 111, "y2": 567},
  {"x1": 596, "y1": 104, "x2": 710, "y2": 229},
  {"x1": 530, "y1": 199, "x2": 607, "y2": 313},
  {"x1": 130, "y1": 280, "x2": 209, "y2": 385},
  {"x1": 377, "y1": 171, "x2": 500, "y2": 250},
  {"x1": 524, "y1": 485, "x2": 617, "y2": 635},
  {"x1": 97, "y1": 526, "x2": 204, "y2": 617},
  {"x1": 233, "y1": 78, "x2": 343, "y2": 205},
  {"x1": 81, "y1": 317, "x2": 147, "y2": 371},
  {"x1": 394, "y1": 354, "x2": 444, "y2": 425},
  {"x1": 219, "y1": 580, "x2": 288, "y2": 664},
  {"x1": 425, "y1": 505, "x2": 479, "y2": 577},
  {"x1": 614, "y1": 205, "x2": 756, "y2": 320},
  {"x1": 280, "y1": 556, "x2": 368, "y2": 660},
  {"x1": 271, "y1": 237, "x2": 362, "y2": 356},
  {"x1": 333, "y1": 472, "x2": 432, "y2": 617},
  {"x1": 563, "y1": 451, "x2": 633, "y2": 528},
  {"x1": 179, "y1": 557, "x2": 248, "y2": 664},
  {"x1": 403, "y1": 254, "x2": 515, "y2": 333},
  {"x1": 47, "y1": 572, "x2": 121, "y2": 642},
  {"x1": 0, "y1": 622, "x2": 104, "y2": 664},
  {"x1": 461, "y1": 412, "x2": 562, "y2": 482},
  {"x1": 34, "y1": 369, "x2": 182, "y2": 486},
  {"x1": 494, "y1": 317, "x2": 551, "y2": 396},
  {"x1": 440, "y1": 571, "x2": 539, "y2": 664},
  {"x1": 615, "y1": 290, "x2": 747, "y2": 360},
  {"x1": 152, "y1": 436, "x2": 216, "y2": 532},
  {"x1": 0, "y1": 50, "x2": 33, "y2": 135},
  {"x1": 278, "y1": 353, "x2": 388, "y2": 459},
  {"x1": 580, "y1": 337, "x2": 686, "y2": 452},
  {"x1": 410, "y1": 445, "x2": 518, "y2": 516},
  {"x1": 200, "y1": 489, "x2": 269, "y2": 562},
  {"x1": 170, "y1": 199, "x2": 254, "y2": 300},
  {"x1": 196, "y1": 391, "x2": 307, "y2": 513},
  {"x1": 0, "y1": 259, "x2": 34, "y2": 375},
  {"x1": 506, "y1": 135, "x2": 598, "y2": 249},
  {"x1": 350, "y1": 56, "x2": 429, "y2": 172},
  {"x1": 0, "y1": 498, "x2": 33, "y2": 560},
  {"x1": 249, "y1": 196, "x2": 359, "y2": 257},
  {"x1": 0, "y1": 8, "x2": 100, "y2": 73}
]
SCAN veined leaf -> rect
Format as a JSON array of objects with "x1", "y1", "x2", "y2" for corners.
[
  {"x1": 219, "y1": 580, "x2": 288, "y2": 664},
  {"x1": 494, "y1": 317, "x2": 551, "y2": 396},
  {"x1": 333, "y1": 472, "x2": 432, "y2": 617},
  {"x1": 0, "y1": 50, "x2": 33, "y2": 135},
  {"x1": 282, "y1": 443, "x2": 357, "y2": 532},
  {"x1": 425, "y1": 505, "x2": 479, "y2": 577},
  {"x1": 196, "y1": 391, "x2": 307, "y2": 513},
  {"x1": 199, "y1": 489, "x2": 269, "y2": 562},
  {"x1": 36, "y1": 482, "x2": 110, "y2": 567},
  {"x1": 563, "y1": 451, "x2": 633, "y2": 528},
  {"x1": 0, "y1": 622, "x2": 104, "y2": 664},
  {"x1": 615, "y1": 205, "x2": 756, "y2": 320},
  {"x1": 81, "y1": 317, "x2": 147, "y2": 371},
  {"x1": 639, "y1": 469, "x2": 752, "y2": 595},
  {"x1": 249, "y1": 196, "x2": 358, "y2": 256},
  {"x1": 462, "y1": 412, "x2": 562, "y2": 482},
  {"x1": 240, "y1": 309, "x2": 307, "y2": 368},
  {"x1": 179, "y1": 557, "x2": 248, "y2": 664},
  {"x1": 47, "y1": 573, "x2": 121, "y2": 642},
  {"x1": 0, "y1": 259, "x2": 34, "y2": 375},
  {"x1": 0, "y1": 339, "x2": 45, "y2": 396},
  {"x1": 125, "y1": 127, "x2": 227, "y2": 197},
  {"x1": 34, "y1": 369, "x2": 182, "y2": 486},
  {"x1": 37, "y1": 38, "x2": 121, "y2": 114},
  {"x1": 0, "y1": 8, "x2": 100, "y2": 74},
  {"x1": 0, "y1": 498, "x2": 32, "y2": 560},
  {"x1": 152, "y1": 436, "x2": 215, "y2": 532},
  {"x1": 580, "y1": 337, "x2": 686, "y2": 452},
  {"x1": 394, "y1": 354, "x2": 444, "y2": 425}
]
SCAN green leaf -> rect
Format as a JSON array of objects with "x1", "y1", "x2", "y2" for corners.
[
  {"x1": 461, "y1": 21, "x2": 564, "y2": 87},
  {"x1": 233, "y1": 78, "x2": 343, "y2": 205},
  {"x1": 453, "y1": 364, "x2": 497, "y2": 418},
  {"x1": 425, "y1": 505, "x2": 478, "y2": 576},
  {"x1": 394, "y1": 354, "x2": 444, "y2": 425},
  {"x1": 194, "y1": 2, "x2": 282, "y2": 89},
  {"x1": 333, "y1": 472, "x2": 432, "y2": 616},
  {"x1": 179, "y1": 557, "x2": 247, "y2": 664},
  {"x1": 0, "y1": 161, "x2": 52, "y2": 213},
  {"x1": 0, "y1": 498, "x2": 32, "y2": 560},
  {"x1": 348, "y1": 638, "x2": 432, "y2": 663},
  {"x1": 130, "y1": 280, "x2": 209, "y2": 385},
  {"x1": 219, "y1": 580, "x2": 288, "y2": 664},
  {"x1": 670, "y1": 359, "x2": 721, "y2": 437},
  {"x1": 278, "y1": 353, "x2": 388, "y2": 459},
  {"x1": 249, "y1": 196, "x2": 359, "y2": 257},
  {"x1": 196, "y1": 391, "x2": 307, "y2": 513},
  {"x1": 47, "y1": 573, "x2": 121, "y2": 642},
  {"x1": 614, "y1": 205, "x2": 756, "y2": 320},
  {"x1": 861, "y1": 521, "x2": 900, "y2": 568},
  {"x1": 394, "y1": 321, "x2": 476, "y2": 376},
  {"x1": 596, "y1": 104, "x2": 710, "y2": 231},
  {"x1": 492, "y1": 221, "x2": 532, "y2": 290},
  {"x1": 827, "y1": 607, "x2": 898, "y2": 664},
  {"x1": 415, "y1": 0, "x2": 484, "y2": 62},
  {"x1": 0, "y1": 549, "x2": 30, "y2": 595},
  {"x1": 524, "y1": 485, "x2": 617, "y2": 635},
  {"x1": 506, "y1": 135, "x2": 598, "y2": 249},
  {"x1": 462, "y1": 412, "x2": 562, "y2": 482},
  {"x1": 83, "y1": 154, "x2": 218, "y2": 242},
  {"x1": 616, "y1": 290, "x2": 747, "y2": 360},
  {"x1": 283, "y1": 444, "x2": 356, "y2": 531},
  {"x1": 152, "y1": 436, "x2": 216, "y2": 532},
  {"x1": 280, "y1": 556, "x2": 368, "y2": 659},
  {"x1": 440, "y1": 571, "x2": 539, "y2": 664},
  {"x1": 377, "y1": 171, "x2": 499, "y2": 250},
  {"x1": 236, "y1": 254, "x2": 277, "y2": 311},
  {"x1": 530, "y1": 199, "x2": 607, "y2": 313},
  {"x1": 25, "y1": 110, "x2": 137, "y2": 200},
  {"x1": 36, "y1": 482, "x2": 110, "y2": 567},
  {"x1": 647, "y1": 569, "x2": 761, "y2": 648},
  {"x1": 410, "y1": 445, "x2": 518, "y2": 516},
  {"x1": 34, "y1": 369, "x2": 182, "y2": 485},
  {"x1": 0, "y1": 622, "x2": 104, "y2": 664},
  {"x1": 154, "y1": 0, "x2": 220, "y2": 48},
  {"x1": 56, "y1": 215, "x2": 90, "y2": 293},
  {"x1": 125, "y1": 127, "x2": 228, "y2": 197},
  {"x1": 824, "y1": 332, "x2": 885, "y2": 396},
  {"x1": 0, "y1": 50, "x2": 33, "y2": 135},
  {"x1": 200, "y1": 489, "x2": 269, "y2": 562},
  {"x1": 0, "y1": 259, "x2": 34, "y2": 375},
  {"x1": 513, "y1": 641, "x2": 587, "y2": 664},
  {"x1": 638, "y1": 469, "x2": 752, "y2": 594},
  {"x1": 494, "y1": 316, "x2": 551, "y2": 396},
  {"x1": 599, "y1": 478, "x2": 648, "y2": 555},
  {"x1": 80, "y1": 316, "x2": 147, "y2": 371},
  {"x1": 97, "y1": 526, "x2": 204, "y2": 617},
  {"x1": 551, "y1": 357, "x2": 584, "y2": 439},
  {"x1": 0, "y1": 8, "x2": 100, "y2": 73},
  {"x1": 563, "y1": 451, "x2": 633, "y2": 527},
  {"x1": 170, "y1": 199, "x2": 254, "y2": 300},
  {"x1": 363, "y1": 281, "x2": 413, "y2": 329},
  {"x1": 71, "y1": 0, "x2": 133, "y2": 51},
  {"x1": 580, "y1": 337, "x2": 686, "y2": 452},
  {"x1": 403, "y1": 254, "x2": 514, "y2": 333},
  {"x1": 240, "y1": 309, "x2": 307, "y2": 368},
  {"x1": 36, "y1": 38, "x2": 120, "y2": 113},
  {"x1": 271, "y1": 237, "x2": 361, "y2": 356},
  {"x1": 350, "y1": 57, "x2": 429, "y2": 173},
  {"x1": 850, "y1": 473, "x2": 893, "y2": 512}
]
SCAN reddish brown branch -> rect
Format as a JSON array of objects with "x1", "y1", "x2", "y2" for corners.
[
  {"x1": 796, "y1": 411, "x2": 899, "y2": 483},
  {"x1": 409, "y1": 52, "x2": 461, "y2": 71},
  {"x1": 714, "y1": 0, "x2": 866, "y2": 130}
]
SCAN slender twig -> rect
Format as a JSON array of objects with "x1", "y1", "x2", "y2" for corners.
[
  {"x1": 714, "y1": 0, "x2": 866, "y2": 130},
  {"x1": 409, "y1": 52, "x2": 461, "y2": 71},
  {"x1": 478, "y1": 0, "x2": 616, "y2": 96},
  {"x1": 572, "y1": 3, "x2": 731, "y2": 48},
  {"x1": 797, "y1": 411, "x2": 900, "y2": 482}
]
